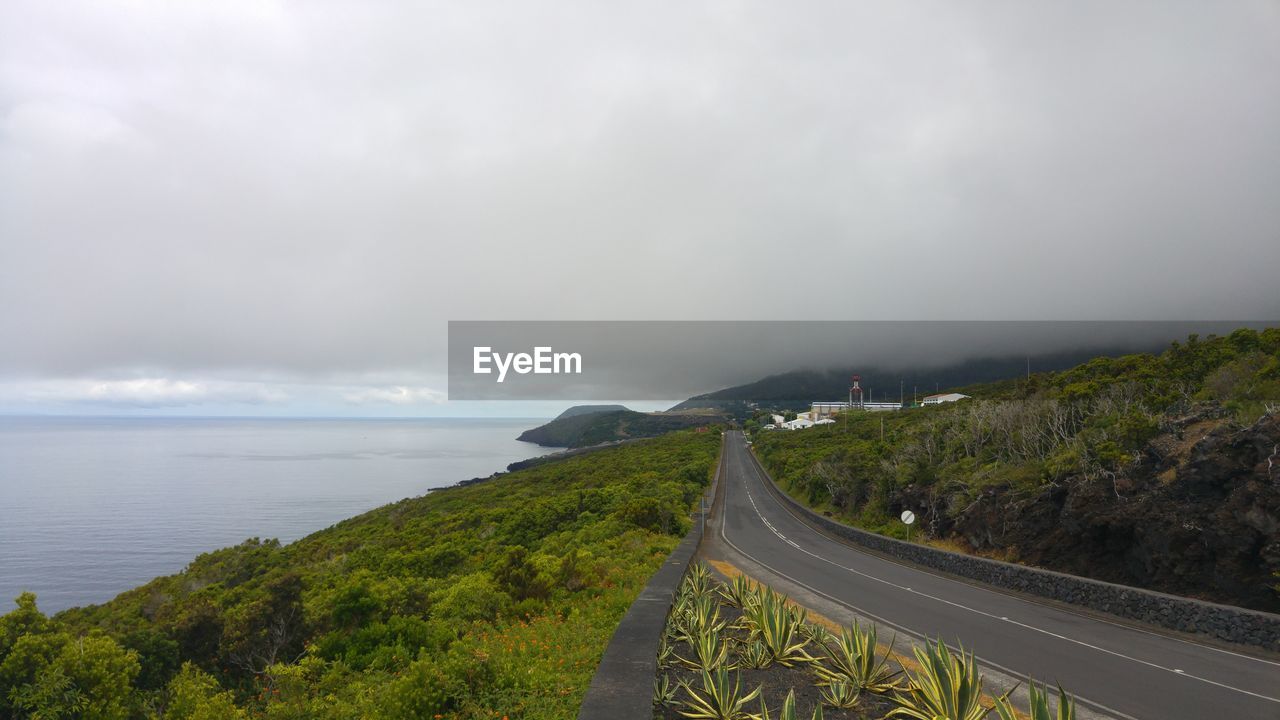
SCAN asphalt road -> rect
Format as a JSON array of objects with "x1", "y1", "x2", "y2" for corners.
[{"x1": 712, "y1": 431, "x2": 1280, "y2": 720}]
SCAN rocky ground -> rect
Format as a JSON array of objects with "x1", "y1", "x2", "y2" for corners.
[{"x1": 915, "y1": 410, "x2": 1280, "y2": 612}]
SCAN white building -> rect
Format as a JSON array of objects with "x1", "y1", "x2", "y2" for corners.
[
  {"x1": 813, "y1": 418, "x2": 836, "y2": 425},
  {"x1": 811, "y1": 400, "x2": 901, "y2": 417},
  {"x1": 770, "y1": 414, "x2": 785, "y2": 425},
  {"x1": 810, "y1": 402, "x2": 849, "y2": 419},
  {"x1": 922, "y1": 392, "x2": 970, "y2": 405},
  {"x1": 782, "y1": 418, "x2": 814, "y2": 430}
]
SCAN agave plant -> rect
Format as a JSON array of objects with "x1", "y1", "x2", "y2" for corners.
[
  {"x1": 798, "y1": 621, "x2": 831, "y2": 646},
  {"x1": 759, "y1": 689, "x2": 823, "y2": 720},
  {"x1": 743, "y1": 587, "x2": 815, "y2": 667},
  {"x1": 815, "y1": 621, "x2": 900, "y2": 694},
  {"x1": 677, "y1": 625, "x2": 733, "y2": 671},
  {"x1": 789, "y1": 603, "x2": 809, "y2": 627},
  {"x1": 720, "y1": 574, "x2": 756, "y2": 609},
  {"x1": 818, "y1": 680, "x2": 861, "y2": 709},
  {"x1": 655, "y1": 674, "x2": 678, "y2": 707},
  {"x1": 677, "y1": 667, "x2": 762, "y2": 720},
  {"x1": 738, "y1": 586, "x2": 776, "y2": 633},
  {"x1": 673, "y1": 593, "x2": 728, "y2": 647},
  {"x1": 740, "y1": 585, "x2": 761, "y2": 616},
  {"x1": 888, "y1": 639, "x2": 989, "y2": 720},
  {"x1": 736, "y1": 638, "x2": 772, "y2": 669},
  {"x1": 683, "y1": 562, "x2": 715, "y2": 600},
  {"x1": 658, "y1": 634, "x2": 677, "y2": 669},
  {"x1": 994, "y1": 680, "x2": 1075, "y2": 720},
  {"x1": 678, "y1": 595, "x2": 728, "y2": 643},
  {"x1": 694, "y1": 594, "x2": 729, "y2": 632}
]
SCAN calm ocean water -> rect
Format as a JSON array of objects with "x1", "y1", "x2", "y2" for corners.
[{"x1": 0, "y1": 416, "x2": 552, "y2": 613}]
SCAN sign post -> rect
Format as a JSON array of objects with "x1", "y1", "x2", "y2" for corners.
[{"x1": 900, "y1": 509, "x2": 916, "y2": 543}]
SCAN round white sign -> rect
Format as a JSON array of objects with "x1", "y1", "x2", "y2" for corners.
[{"x1": 900, "y1": 510, "x2": 916, "y2": 525}]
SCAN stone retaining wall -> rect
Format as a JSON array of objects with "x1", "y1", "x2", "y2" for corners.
[
  {"x1": 576, "y1": 445, "x2": 722, "y2": 719},
  {"x1": 749, "y1": 449, "x2": 1280, "y2": 652}
]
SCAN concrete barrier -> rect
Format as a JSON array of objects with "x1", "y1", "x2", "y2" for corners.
[
  {"x1": 576, "y1": 445, "x2": 722, "y2": 720},
  {"x1": 748, "y1": 449, "x2": 1280, "y2": 653}
]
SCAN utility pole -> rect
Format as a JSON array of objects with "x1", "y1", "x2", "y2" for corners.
[{"x1": 900, "y1": 379, "x2": 904, "y2": 408}]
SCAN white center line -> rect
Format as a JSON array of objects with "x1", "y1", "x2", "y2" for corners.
[{"x1": 729, "y1": 438, "x2": 1280, "y2": 706}]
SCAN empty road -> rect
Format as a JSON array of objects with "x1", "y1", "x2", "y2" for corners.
[{"x1": 709, "y1": 431, "x2": 1279, "y2": 720}]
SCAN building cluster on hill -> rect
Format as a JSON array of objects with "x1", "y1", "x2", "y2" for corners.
[{"x1": 760, "y1": 392, "x2": 970, "y2": 431}]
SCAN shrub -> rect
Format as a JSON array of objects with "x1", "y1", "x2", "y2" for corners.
[
  {"x1": 164, "y1": 663, "x2": 247, "y2": 720},
  {"x1": 429, "y1": 573, "x2": 511, "y2": 623}
]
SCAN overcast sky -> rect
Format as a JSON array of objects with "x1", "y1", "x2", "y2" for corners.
[{"x1": 1, "y1": 2, "x2": 1277, "y2": 415}]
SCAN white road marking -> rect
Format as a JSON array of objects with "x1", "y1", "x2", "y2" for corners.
[
  {"x1": 725, "y1": 436, "x2": 1280, "y2": 706},
  {"x1": 718, "y1": 450, "x2": 1141, "y2": 720},
  {"x1": 742, "y1": 436, "x2": 1280, "y2": 670}
]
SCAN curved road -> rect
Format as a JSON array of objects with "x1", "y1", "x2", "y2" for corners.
[{"x1": 711, "y1": 431, "x2": 1279, "y2": 720}]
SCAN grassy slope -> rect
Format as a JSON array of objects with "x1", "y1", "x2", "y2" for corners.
[{"x1": 2, "y1": 430, "x2": 721, "y2": 719}]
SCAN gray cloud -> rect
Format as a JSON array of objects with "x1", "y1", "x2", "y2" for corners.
[{"x1": 1, "y1": 2, "x2": 1277, "y2": 410}]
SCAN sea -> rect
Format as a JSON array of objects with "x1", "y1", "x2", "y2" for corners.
[{"x1": 0, "y1": 416, "x2": 553, "y2": 614}]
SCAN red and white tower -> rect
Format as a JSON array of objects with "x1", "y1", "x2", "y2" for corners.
[{"x1": 849, "y1": 375, "x2": 863, "y2": 410}]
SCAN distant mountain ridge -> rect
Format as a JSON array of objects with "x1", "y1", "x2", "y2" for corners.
[
  {"x1": 552, "y1": 404, "x2": 629, "y2": 420},
  {"x1": 671, "y1": 347, "x2": 1156, "y2": 411},
  {"x1": 518, "y1": 409, "x2": 721, "y2": 448}
]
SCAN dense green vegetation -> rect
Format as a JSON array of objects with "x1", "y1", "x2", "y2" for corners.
[
  {"x1": 0, "y1": 430, "x2": 721, "y2": 719},
  {"x1": 753, "y1": 328, "x2": 1280, "y2": 540},
  {"x1": 754, "y1": 329, "x2": 1278, "y2": 530},
  {"x1": 517, "y1": 410, "x2": 720, "y2": 448}
]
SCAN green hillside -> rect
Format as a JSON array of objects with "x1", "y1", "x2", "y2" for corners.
[
  {"x1": 0, "y1": 431, "x2": 721, "y2": 719},
  {"x1": 517, "y1": 409, "x2": 720, "y2": 448},
  {"x1": 551, "y1": 404, "x2": 629, "y2": 420},
  {"x1": 751, "y1": 328, "x2": 1280, "y2": 611}
]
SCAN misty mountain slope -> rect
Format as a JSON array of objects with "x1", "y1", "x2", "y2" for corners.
[
  {"x1": 673, "y1": 347, "x2": 1150, "y2": 412},
  {"x1": 751, "y1": 328, "x2": 1280, "y2": 611}
]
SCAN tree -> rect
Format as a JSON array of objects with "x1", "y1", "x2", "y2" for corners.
[
  {"x1": 0, "y1": 593, "x2": 51, "y2": 661},
  {"x1": 5, "y1": 634, "x2": 139, "y2": 720},
  {"x1": 163, "y1": 663, "x2": 246, "y2": 720},
  {"x1": 121, "y1": 628, "x2": 180, "y2": 691},
  {"x1": 222, "y1": 573, "x2": 305, "y2": 677}
]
